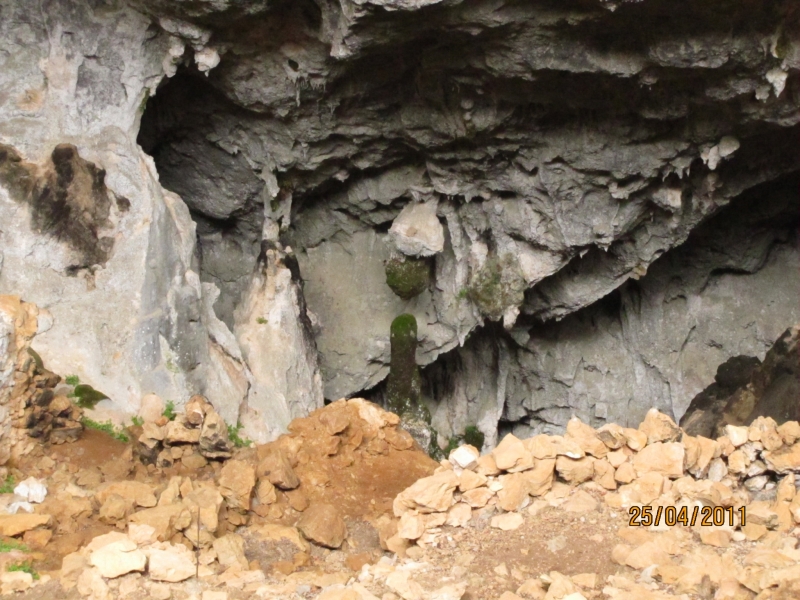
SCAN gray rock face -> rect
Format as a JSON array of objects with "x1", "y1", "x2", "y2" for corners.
[
  {"x1": 0, "y1": 0, "x2": 797, "y2": 444},
  {"x1": 422, "y1": 175, "x2": 800, "y2": 447}
]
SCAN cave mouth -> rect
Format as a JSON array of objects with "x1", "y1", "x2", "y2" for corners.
[{"x1": 137, "y1": 66, "x2": 266, "y2": 328}]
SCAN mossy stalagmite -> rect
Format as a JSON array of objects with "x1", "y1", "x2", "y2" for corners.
[
  {"x1": 385, "y1": 256, "x2": 431, "y2": 300},
  {"x1": 386, "y1": 313, "x2": 422, "y2": 416}
]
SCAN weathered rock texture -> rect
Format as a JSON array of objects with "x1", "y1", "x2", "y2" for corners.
[
  {"x1": 0, "y1": 0, "x2": 798, "y2": 443},
  {"x1": 681, "y1": 323, "x2": 800, "y2": 439}
]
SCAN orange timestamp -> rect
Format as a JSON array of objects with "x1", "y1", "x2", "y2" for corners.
[{"x1": 629, "y1": 505, "x2": 746, "y2": 527}]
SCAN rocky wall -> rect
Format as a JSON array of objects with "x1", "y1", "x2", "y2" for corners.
[{"x1": 0, "y1": 0, "x2": 798, "y2": 445}]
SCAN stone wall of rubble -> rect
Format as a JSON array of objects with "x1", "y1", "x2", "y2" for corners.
[
  {"x1": 391, "y1": 409, "x2": 800, "y2": 554},
  {"x1": 0, "y1": 296, "x2": 40, "y2": 465}
]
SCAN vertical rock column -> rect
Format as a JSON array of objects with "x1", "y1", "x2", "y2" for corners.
[
  {"x1": 233, "y1": 244, "x2": 324, "y2": 444},
  {"x1": 0, "y1": 296, "x2": 38, "y2": 465}
]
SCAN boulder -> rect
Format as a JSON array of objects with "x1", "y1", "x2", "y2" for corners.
[
  {"x1": 449, "y1": 445, "x2": 480, "y2": 470},
  {"x1": 388, "y1": 200, "x2": 444, "y2": 257},
  {"x1": 88, "y1": 535, "x2": 146, "y2": 578},
  {"x1": 198, "y1": 410, "x2": 233, "y2": 459},
  {"x1": 393, "y1": 470, "x2": 459, "y2": 515},
  {"x1": 498, "y1": 473, "x2": 529, "y2": 512},
  {"x1": 298, "y1": 503, "x2": 347, "y2": 548},
  {"x1": 490, "y1": 513, "x2": 524, "y2": 531},
  {"x1": 213, "y1": 534, "x2": 249, "y2": 570},
  {"x1": 218, "y1": 459, "x2": 256, "y2": 511},
  {"x1": 0, "y1": 513, "x2": 51, "y2": 537},
  {"x1": 763, "y1": 443, "x2": 800, "y2": 473},
  {"x1": 566, "y1": 418, "x2": 608, "y2": 458},
  {"x1": 631, "y1": 442, "x2": 685, "y2": 479},
  {"x1": 95, "y1": 481, "x2": 157, "y2": 508},
  {"x1": 638, "y1": 409, "x2": 681, "y2": 444},
  {"x1": 128, "y1": 504, "x2": 192, "y2": 541},
  {"x1": 555, "y1": 456, "x2": 595, "y2": 485},
  {"x1": 257, "y1": 448, "x2": 300, "y2": 490},
  {"x1": 523, "y1": 459, "x2": 556, "y2": 496},
  {"x1": 147, "y1": 543, "x2": 196, "y2": 582},
  {"x1": 493, "y1": 434, "x2": 533, "y2": 472},
  {"x1": 138, "y1": 394, "x2": 164, "y2": 423}
]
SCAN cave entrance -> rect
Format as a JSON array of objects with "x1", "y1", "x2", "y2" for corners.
[{"x1": 137, "y1": 66, "x2": 265, "y2": 328}]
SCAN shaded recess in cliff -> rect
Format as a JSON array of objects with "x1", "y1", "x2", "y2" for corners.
[
  {"x1": 137, "y1": 66, "x2": 266, "y2": 327},
  {"x1": 414, "y1": 171, "x2": 800, "y2": 448}
]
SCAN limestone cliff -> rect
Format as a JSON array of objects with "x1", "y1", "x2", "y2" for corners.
[{"x1": 0, "y1": 0, "x2": 797, "y2": 446}]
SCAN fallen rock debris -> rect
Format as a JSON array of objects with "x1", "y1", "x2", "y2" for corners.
[{"x1": 0, "y1": 398, "x2": 797, "y2": 599}]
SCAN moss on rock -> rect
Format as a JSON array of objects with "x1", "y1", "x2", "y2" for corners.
[
  {"x1": 386, "y1": 313, "x2": 421, "y2": 416},
  {"x1": 73, "y1": 384, "x2": 108, "y2": 409},
  {"x1": 385, "y1": 256, "x2": 431, "y2": 300},
  {"x1": 468, "y1": 253, "x2": 526, "y2": 321}
]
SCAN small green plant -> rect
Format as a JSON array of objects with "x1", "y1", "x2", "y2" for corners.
[
  {"x1": 65, "y1": 375, "x2": 80, "y2": 386},
  {"x1": 130, "y1": 416, "x2": 144, "y2": 427},
  {"x1": 7, "y1": 561, "x2": 39, "y2": 580},
  {"x1": 162, "y1": 401, "x2": 177, "y2": 422},
  {"x1": 0, "y1": 540, "x2": 28, "y2": 553},
  {"x1": 227, "y1": 423, "x2": 252, "y2": 448},
  {"x1": 81, "y1": 418, "x2": 129, "y2": 443},
  {"x1": 457, "y1": 287, "x2": 469, "y2": 299},
  {"x1": 0, "y1": 475, "x2": 15, "y2": 494},
  {"x1": 444, "y1": 436, "x2": 460, "y2": 456},
  {"x1": 256, "y1": 317, "x2": 268, "y2": 325},
  {"x1": 463, "y1": 425, "x2": 485, "y2": 450}
]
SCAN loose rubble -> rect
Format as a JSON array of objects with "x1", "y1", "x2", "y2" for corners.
[{"x1": 1, "y1": 338, "x2": 799, "y2": 600}]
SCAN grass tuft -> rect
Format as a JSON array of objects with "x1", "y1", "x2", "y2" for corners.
[
  {"x1": 81, "y1": 418, "x2": 129, "y2": 443},
  {"x1": 65, "y1": 375, "x2": 80, "y2": 386},
  {"x1": 0, "y1": 475, "x2": 15, "y2": 495},
  {"x1": 0, "y1": 540, "x2": 28, "y2": 553},
  {"x1": 227, "y1": 423, "x2": 252, "y2": 448},
  {"x1": 7, "y1": 562, "x2": 38, "y2": 580},
  {"x1": 162, "y1": 400, "x2": 177, "y2": 422}
]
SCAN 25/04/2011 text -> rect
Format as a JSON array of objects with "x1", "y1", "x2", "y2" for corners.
[{"x1": 629, "y1": 505, "x2": 746, "y2": 527}]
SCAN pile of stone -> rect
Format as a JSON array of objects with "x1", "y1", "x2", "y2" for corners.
[
  {"x1": 133, "y1": 395, "x2": 234, "y2": 469},
  {"x1": 387, "y1": 409, "x2": 800, "y2": 559},
  {"x1": 0, "y1": 296, "x2": 83, "y2": 467}
]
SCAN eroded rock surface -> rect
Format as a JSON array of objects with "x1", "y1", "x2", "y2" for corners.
[{"x1": 0, "y1": 0, "x2": 798, "y2": 444}]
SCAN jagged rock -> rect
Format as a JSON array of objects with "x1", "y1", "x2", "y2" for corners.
[
  {"x1": 218, "y1": 459, "x2": 256, "y2": 511},
  {"x1": 0, "y1": 513, "x2": 50, "y2": 537},
  {"x1": 388, "y1": 201, "x2": 444, "y2": 258},
  {"x1": 566, "y1": 418, "x2": 608, "y2": 458},
  {"x1": 393, "y1": 470, "x2": 459, "y2": 515},
  {"x1": 297, "y1": 503, "x2": 347, "y2": 549},
  {"x1": 493, "y1": 434, "x2": 533, "y2": 472},
  {"x1": 128, "y1": 504, "x2": 192, "y2": 542},
  {"x1": 198, "y1": 411, "x2": 233, "y2": 459},
  {"x1": 164, "y1": 420, "x2": 202, "y2": 445},
  {"x1": 212, "y1": 534, "x2": 249, "y2": 570},
  {"x1": 257, "y1": 447, "x2": 300, "y2": 490},
  {"x1": 631, "y1": 443, "x2": 685, "y2": 479},
  {"x1": 638, "y1": 409, "x2": 681, "y2": 445},
  {"x1": 0, "y1": 572, "x2": 32, "y2": 594},
  {"x1": 555, "y1": 456, "x2": 595, "y2": 485},
  {"x1": 449, "y1": 445, "x2": 480, "y2": 471},
  {"x1": 147, "y1": 543, "x2": 196, "y2": 582},
  {"x1": 88, "y1": 534, "x2": 146, "y2": 579},
  {"x1": 95, "y1": 482, "x2": 157, "y2": 509}
]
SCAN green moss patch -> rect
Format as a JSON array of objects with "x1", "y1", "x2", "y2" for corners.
[
  {"x1": 468, "y1": 253, "x2": 526, "y2": 321},
  {"x1": 385, "y1": 256, "x2": 431, "y2": 300},
  {"x1": 72, "y1": 384, "x2": 108, "y2": 409}
]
